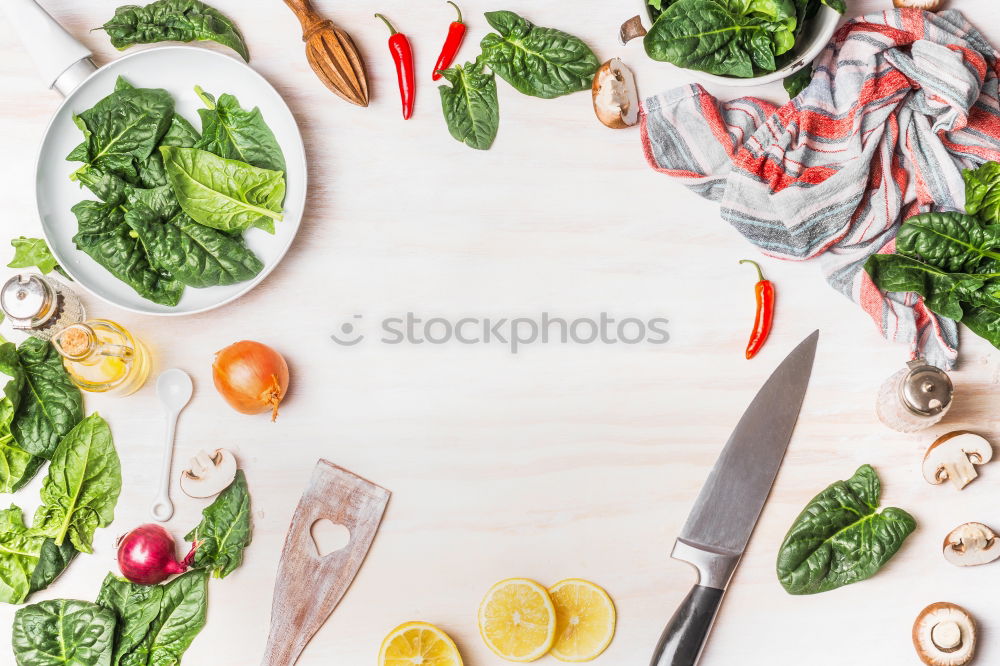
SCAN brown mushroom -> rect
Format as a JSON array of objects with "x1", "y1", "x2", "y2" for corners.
[
  {"x1": 592, "y1": 59, "x2": 639, "y2": 129},
  {"x1": 913, "y1": 602, "x2": 976, "y2": 666},
  {"x1": 922, "y1": 431, "x2": 993, "y2": 490},
  {"x1": 619, "y1": 15, "x2": 647, "y2": 45},
  {"x1": 893, "y1": 0, "x2": 941, "y2": 11},
  {"x1": 179, "y1": 449, "x2": 238, "y2": 499},
  {"x1": 943, "y1": 523, "x2": 1000, "y2": 567}
]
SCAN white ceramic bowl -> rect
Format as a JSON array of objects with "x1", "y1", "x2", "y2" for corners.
[{"x1": 643, "y1": 4, "x2": 841, "y2": 87}]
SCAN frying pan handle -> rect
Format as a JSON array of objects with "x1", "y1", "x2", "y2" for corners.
[{"x1": 1, "y1": 0, "x2": 95, "y2": 95}]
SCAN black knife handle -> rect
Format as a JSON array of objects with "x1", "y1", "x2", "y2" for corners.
[{"x1": 649, "y1": 584, "x2": 724, "y2": 666}]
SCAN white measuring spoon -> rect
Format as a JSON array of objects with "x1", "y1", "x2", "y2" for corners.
[{"x1": 151, "y1": 369, "x2": 194, "y2": 522}]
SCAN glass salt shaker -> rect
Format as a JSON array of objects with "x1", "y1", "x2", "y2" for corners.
[
  {"x1": 875, "y1": 358, "x2": 954, "y2": 433},
  {"x1": 0, "y1": 273, "x2": 85, "y2": 341}
]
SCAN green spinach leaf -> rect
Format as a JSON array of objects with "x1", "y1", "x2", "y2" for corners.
[
  {"x1": 438, "y1": 60, "x2": 500, "y2": 151},
  {"x1": 106, "y1": 570, "x2": 208, "y2": 666},
  {"x1": 0, "y1": 443, "x2": 43, "y2": 496},
  {"x1": 783, "y1": 64, "x2": 812, "y2": 98},
  {"x1": 127, "y1": 185, "x2": 181, "y2": 220},
  {"x1": 101, "y1": 0, "x2": 249, "y2": 61},
  {"x1": 963, "y1": 161, "x2": 1000, "y2": 224},
  {"x1": 644, "y1": 0, "x2": 765, "y2": 77},
  {"x1": 97, "y1": 574, "x2": 165, "y2": 665},
  {"x1": 31, "y1": 413, "x2": 122, "y2": 554},
  {"x1": 645, "y1": 0, "x2": 840, "y2": 78},
  {"x1": 12, "y1": 338, "x2": 84, "y2": 460},
  {"x1": 8, "y1": 237, "x2": 68, "y2": 279},
  {"x1": 71, "y1": 200, "x2": 184, "y2": 306},
  {"x1": 160, "y1": 146, "x2": 285, "y2": 234},
  {"x1": 963, "y1": 302, "x2": 1000, "y2": 346},
  {"x1": 162, "y1": 113, "x2": 201, "y2": 148},
  {"x1": 895, "y1": 212, "x2": 1000, "y2": 273},
  {"x1": 69, "y1": 85, "x2": 174, "y2": 181},
  {"x1": 77, "y1": 168, "x2": 180, "y2": 220},
  {"x1": 76, "y1": 167, "x2": 130, "y2": 205},
  {"x1": 125, "y1": 207, "x2": 263, "y2": 287},
  {"x1": 0, "y1": 506, "x2": 39, "y2": 604},
  {"x1": 480, "y1": 11, "x2": 599, "y2": 99},
  {"x1": 1, "y1": 523, "x2": 78, "y2": 604},
  {"x1": 864, "y1": 254, "x2": 983, "y2": 322},
  {"x1": 27, "y1": 538, "x2": 78, "y2": 596},
  {"x1": 0, "y1": 343, "x2": 42, "y2": 494},
  {"x1": 864, "y1": 169, "x2": 1000, "y2": 350},
  {"x1": 193, "y1": 86, "x2": 285, "y2": 171},
  {"x1": 776, "y1": 464, "x2": 916, "y2": 595},
  {"x1": 12, "y1": 599, "x2": 117, "y2": 666},
  {"x1": 184, "y1": 470, "x2": 251, "y2": 578}
]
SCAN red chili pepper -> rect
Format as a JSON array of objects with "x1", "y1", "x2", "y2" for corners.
[
  {"x1": 432, "y1": 2, "x2": 467, "y2": 81},
  {"x1": 739, "y1": 259, "x2": 775, "y2": 359},
  {"x1": 375, "y1": 13, "x2": 415, "y2": 120}
]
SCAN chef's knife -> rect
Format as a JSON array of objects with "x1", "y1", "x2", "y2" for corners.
[{"x1": 650, "y1": 330, "x2": 819, "y2": 666}]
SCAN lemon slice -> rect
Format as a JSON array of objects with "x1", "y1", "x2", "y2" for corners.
[
  {"x1": 478, "y1": 578, "x2": 557, "y2": 662},
  {"x1": 378, "y1": 622, "x2": 464, "y2": 666},
  {"x1": 547, "y1": 579, "x2": 616, "y2": 662}
]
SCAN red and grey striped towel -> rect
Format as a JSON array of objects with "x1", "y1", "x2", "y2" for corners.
[{"x1": 641, "y1": 8, "x2": 1000, "y2": 368}]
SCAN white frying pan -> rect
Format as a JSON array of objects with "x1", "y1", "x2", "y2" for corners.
[{"x1": 3, "y1": 0, "x2": 306, "y2": 316}]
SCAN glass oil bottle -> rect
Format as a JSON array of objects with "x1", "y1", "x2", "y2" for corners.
[{"x1": 51, "y1": 320, "x2": 151, "y2": 396}]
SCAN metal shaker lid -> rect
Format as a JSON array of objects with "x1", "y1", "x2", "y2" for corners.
[
  {"x1": 1, "y1": 274, "x2": 55, "y2": 328},
  {"x1": 900, "y1": 359, "x2": 953, "y2": 416}
]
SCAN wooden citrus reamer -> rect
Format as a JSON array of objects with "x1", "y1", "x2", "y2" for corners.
[{"x1": 283, "y1": 0, "x2": 369, "y2": 106}]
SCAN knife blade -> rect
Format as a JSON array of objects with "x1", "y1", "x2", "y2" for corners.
[{"x1": 650, "y1": 330, "x2": 819, "y2": 666}]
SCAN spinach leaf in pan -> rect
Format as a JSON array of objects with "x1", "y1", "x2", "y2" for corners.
[
  {"x1": 161, "y1": 146, "x2": 285, "y2": 234},
  {"x1": 125, "y1": 207, "x2": 263, "y2": 288},
  {"x1": 71, "y1": 200, "x2": 185, "y2": 306},
  {"x1": 193, "y1": 86, "x2": 285, "y2": 172}
]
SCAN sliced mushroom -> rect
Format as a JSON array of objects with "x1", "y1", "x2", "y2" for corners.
[
  {"x1": 179, "y1": 449, "x2": 238, "y2": 499},
  {"x1": 592, "y1": 59, "x2": 639, "y2": 129},
  {"x1": 944, "y1": 523, "x2": 1000, "y2": 567},
  {"x1": 913, "y1": 602, "x2": 976, "y2": 666},
  {"x1": 922, "y1": 431, "x2": 993, "y2": 490},
  {"x1": 619, "y1": 15, "x2": 647, "y2": 45},
  {"x1": 893, "y1": 0, "x2": 941, "y2": 10}
]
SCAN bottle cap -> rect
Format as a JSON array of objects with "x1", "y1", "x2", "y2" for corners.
[
  {"x1": 53, "y1": 323, "x2": 95, "y2": 361},
  {"x1": 900, "y1": 359, "x2": 953, "y2": 416},
  {"x1": 0, "y1": 274, "x2": 55, "y2": 329}
]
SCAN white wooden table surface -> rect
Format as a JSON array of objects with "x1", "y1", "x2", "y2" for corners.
[{"x1": 2, "y1": 1, "x2": 999, "y2": 665}]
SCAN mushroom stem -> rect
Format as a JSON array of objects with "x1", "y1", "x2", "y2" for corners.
[{"x1": 932, "y1": 621, "x2": 962, "y2": 652}]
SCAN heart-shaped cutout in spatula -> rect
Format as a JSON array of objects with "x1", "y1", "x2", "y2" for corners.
[{"x1": 310, "y1": 519, "x2": 351, "y2": 557}]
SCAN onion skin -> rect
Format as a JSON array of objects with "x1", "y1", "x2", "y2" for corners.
[
  {"x1": 212, "y1": 340, "x2": 290, "y2": 421},
  {"x1": 117, "y1": 524, "x2": 193, "y2": 585}
]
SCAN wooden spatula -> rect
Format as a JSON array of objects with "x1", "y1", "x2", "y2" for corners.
[
  {"x1": 283, "y1": 0, "x2": 370, "y2": 106},
  {"x1": 261, "y1": 460, "x2": 390, "y2": 665}
]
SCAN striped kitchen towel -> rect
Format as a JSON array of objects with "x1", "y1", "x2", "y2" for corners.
[{"x1": 641, "y1": 8, "x2": 1000, "y2": 369}]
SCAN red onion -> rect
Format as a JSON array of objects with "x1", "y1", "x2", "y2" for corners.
[{"x1": 117, "y1": 524, "x2": 195, "y2": 585}]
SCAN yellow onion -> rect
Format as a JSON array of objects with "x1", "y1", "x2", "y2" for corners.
[{"x1": 213, "y1": 341, "x2": 289, "y2": 421}]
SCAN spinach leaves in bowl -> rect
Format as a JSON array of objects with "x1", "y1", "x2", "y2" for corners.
[
  {"x1": 644, "y1": 0, "x2": 845, "y2": 79},
  {"x1": 66, "y1": 76, "x2": 285, "y2": 306}
]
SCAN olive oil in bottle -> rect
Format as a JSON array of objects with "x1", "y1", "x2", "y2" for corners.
[{"x1": 52, "y1": 320, "x2": 151, "y2": 396}]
